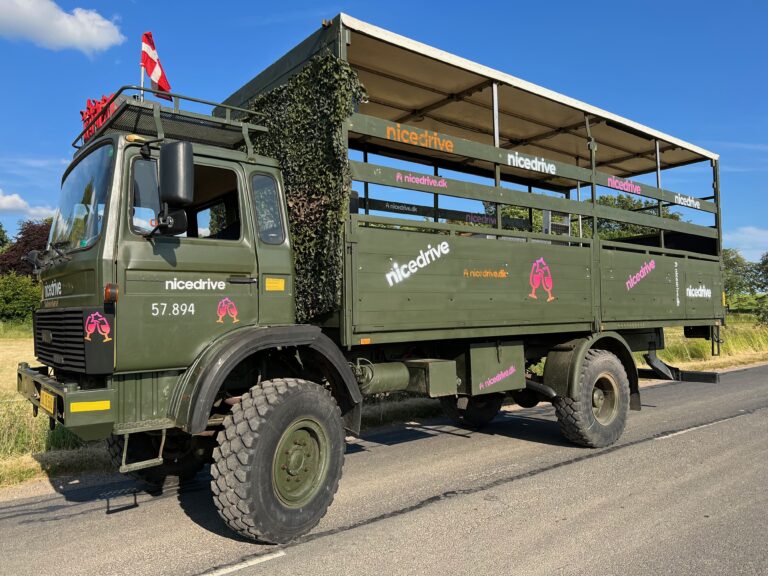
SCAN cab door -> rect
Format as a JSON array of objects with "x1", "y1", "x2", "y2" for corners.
[
  {"x1": 247, "y1": 168, "x2": 295, "y2": 325},
  {"x1": 115, "y1": 148, "x2": 259, "y2": 372}
]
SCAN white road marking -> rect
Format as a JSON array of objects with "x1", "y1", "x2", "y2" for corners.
[
  {"x1": 201, "y1": 551, "x2": 286, "y2": 576},
  {"x1": 655, "y1": 418, "x2": 733, "y2": 440}
]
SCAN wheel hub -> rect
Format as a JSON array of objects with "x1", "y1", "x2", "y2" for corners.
[
  {"x1": 592, "y1": 388, "x2": 605, "y2": 410},
  {"x1": 591, "y1": 373, "x2": 619, "y2": 425},
  {"x1": 286, "y1": 446, "x2": 306, "y2": 476},
  {"x1": 273, "y1": 419, "x2": 328, "y2": 508}
]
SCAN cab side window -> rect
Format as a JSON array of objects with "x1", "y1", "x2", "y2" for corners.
[
  {"x1": 252, "y1": 174, "x2": 285, "y2": 245},
  {"x1": 187, "y1": 165, "x2": 241, "y2": 240},
  {"x1": 191, "y1": 191, "x2": 240, "y2": 240},
  {"x1": 131, "y1": 159, "x2": 241, "y2": 241}
]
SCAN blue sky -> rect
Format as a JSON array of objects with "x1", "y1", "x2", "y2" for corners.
[{"x1": 0, "y1": 0, "x2": 765, "y2": 259}]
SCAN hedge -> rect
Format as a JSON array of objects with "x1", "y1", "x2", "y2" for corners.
[{"x1": 0, "y1": 272, "x2": 39, "y2": 322}]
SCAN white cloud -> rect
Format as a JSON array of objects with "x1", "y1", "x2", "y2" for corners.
[
  {"x1": 0, "y1": 188, "x2": 55, "y2": 219},
  {"x1": 0, "y1": 0, "x2": 125, "y2": 55},
  {"x1": 723, "y1": 226, "x2": 768, "y2": 262}
]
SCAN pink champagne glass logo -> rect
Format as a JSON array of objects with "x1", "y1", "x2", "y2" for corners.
[
  {"x1": 84, "y1": 312, "x2": 112, "y2": 342},
  {"x1": 528, "y1": 258, "x2": 555, "y2": 302},
  {"x1": 217, "y1": 298, "x2": 239, "y2": 324}
]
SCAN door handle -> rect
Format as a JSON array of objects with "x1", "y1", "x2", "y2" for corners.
[{"x1": 227, "y1": 276, "x2": 258, "y2": 285}]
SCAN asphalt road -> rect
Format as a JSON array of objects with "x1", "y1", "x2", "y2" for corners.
[{"x1": 1, "y1": 366, "x2": 766, "y2": 576}]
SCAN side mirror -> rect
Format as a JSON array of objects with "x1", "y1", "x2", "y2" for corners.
[{"x1": 159, "y1": 141, "x2": 194, "y2": 207}]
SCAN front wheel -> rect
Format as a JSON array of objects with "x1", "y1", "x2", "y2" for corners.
[
  {"x1": 553, "y1": 349, "x2": 629, "y2": 448},
  {"x1": 211, "y1": 378, "x2": 345, "y2": 543}
]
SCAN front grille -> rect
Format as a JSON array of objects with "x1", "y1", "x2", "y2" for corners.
[{"x1": 35, "y1": 309, "x2": 86, "y2": 372}]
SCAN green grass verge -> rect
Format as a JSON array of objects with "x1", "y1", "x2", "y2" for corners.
[
  {"x1": 639, "y1": 322, "x2": 768, "y2": 366},
  {"x1": 0, "y1": 397, "x2": 83, "y2": 458},
  {"x1": 0, "y1": 321, "x2": 32, "y2": 339}
]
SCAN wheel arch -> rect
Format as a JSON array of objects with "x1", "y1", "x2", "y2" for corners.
[
  {"x1": 169, "y1": 325, "x2": 362, "y2": 436},
  {"x1": 543, "y1": 331, "x2": 639, "y2": 408}
]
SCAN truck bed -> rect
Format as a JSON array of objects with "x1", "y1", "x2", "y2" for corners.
[{"x1": 341, "y1": 214, "x2": 721, "y2": 346}]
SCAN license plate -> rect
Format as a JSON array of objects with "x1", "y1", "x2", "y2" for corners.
[{"x1": 40, "y1": 389, "x2": 56, "y2": 416}]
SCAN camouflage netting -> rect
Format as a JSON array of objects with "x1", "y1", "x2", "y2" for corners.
[{"x1": 243, "y1": 53, "x2": 366, "y2": 323}]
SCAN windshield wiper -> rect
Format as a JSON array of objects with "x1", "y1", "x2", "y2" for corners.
[{"x1": 50, "y1": 241, "x2": 72, "y2": 261}]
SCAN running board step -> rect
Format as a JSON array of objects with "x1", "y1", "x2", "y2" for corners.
[
  {"x1": 120, "y1": 457, "x2": 164, "y2": 474},
  {"x1": 119, "y1": 429, "x2": 166, "y2": 474},
  {"x1": 639, "y1": 350, "x2": 720, "y2": 383}
]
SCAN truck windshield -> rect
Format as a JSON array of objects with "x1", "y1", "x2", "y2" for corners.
[{"x1": 49, "y1": 144, "x2": 114, "y2": 251}]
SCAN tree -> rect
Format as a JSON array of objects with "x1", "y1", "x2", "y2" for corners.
[
  {"x1": 756, "y1": 251, "x2": 768, "y2": 293},
  {"x1": 0, "y1": 219, "x2": 52, "y2": 275},
  {"x1": 0, "y1": 222, "x2": 9, "y2": 252},
  {"x1": 588, "y1": 195, "x2": 682, "y2": 240},
  {"x1": 492, "y1": 193, "x2": 682, "y2": 239},
  {"x1": 722, "y1": 248, "x2": 754, "y2": 298}
]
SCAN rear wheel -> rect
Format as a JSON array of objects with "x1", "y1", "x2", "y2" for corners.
[
  {"x1": 553, "y1": 349, "x2": 629, "y2": 448},
  {"x1": 211, "y1": 378, "x2": 345, "y2": 543},
  {"x1": 439, "y1": 393, "x2": 505, "y2": 428},
  {"x1": 107, "y1": 431, "x2": 213, "y2": 486}
]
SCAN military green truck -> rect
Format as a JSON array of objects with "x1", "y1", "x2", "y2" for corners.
[{"x1": 17, "y1": 14, "x2": 723, "y2": 543}]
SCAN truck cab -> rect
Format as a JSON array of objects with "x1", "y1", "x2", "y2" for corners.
[{"x1": 18, "y1": 89, "x2": 295, "y2": 440}]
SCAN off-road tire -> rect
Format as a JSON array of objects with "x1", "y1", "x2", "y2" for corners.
[
  {"x1": 107, "y1": 431, "x2": 213, "y2": 485},
  {"x1": 439, "y1": 393, "x2": 505, "y2": 428},
  {"x1": 211, "y1": 378, "x2": 345, "y2": 543},
  {"x1": 553, "y1": 349, "x2": 629, "y2": 448}
]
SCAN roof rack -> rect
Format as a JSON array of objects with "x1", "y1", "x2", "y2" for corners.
[{"x1": 72, "y1": 85, "x2": 267, "y2": 155}]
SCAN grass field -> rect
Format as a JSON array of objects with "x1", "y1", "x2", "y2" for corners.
[{"x1": 1, "y1": 318, "x2": 767, "y2": 488}]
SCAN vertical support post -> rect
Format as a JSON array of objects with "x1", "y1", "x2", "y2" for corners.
[
  {"x1": 526, "y1": 185, "x2": 532, "y2": 232},
  {"x1": 585, "y1": 115, "x2": 601, "y2": 331},
  {"x1": 584, "y1": 117, "x2": 597, "y2": 234},
  {"x1": 492, "y1": 83, "x2": 500, "y2": 149},
  {"x1": 492, "y1": 82, "x2": 502, "y2": 230},
  {"x1": 434, "y1": 164, "x2": 440, "y2": 222},
  {"x1": 140, "y1": 66, "x2": 145, "y2": 102},
  {"x1": 655, "y1": 140, "x2": 665, "y2": 249},
  {"x1": 713, "y1": 158, "x2": 722, "y2": 257},
  {"x1": 575, "y1": 156, "x2": 583, "y2": 239},
  {"x1": 363, "y1": 149, "x2": 369, "y2": 215}
]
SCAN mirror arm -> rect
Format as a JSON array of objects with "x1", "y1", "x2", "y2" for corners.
[{"x1": 146, "y1": 202, "x2": 171, "y2": 238}]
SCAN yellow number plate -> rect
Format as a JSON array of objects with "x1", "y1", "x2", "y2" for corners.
[{"x1": 40, "y1": 389, "x2": 56, "y2": 416}]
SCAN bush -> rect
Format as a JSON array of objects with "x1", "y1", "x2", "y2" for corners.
[
  {"x1": 756, "y1": 297, "x2": 768, "y2": 326},
  {"x1": 0, "y1": 273, "x2": 39, "y2": 322}
]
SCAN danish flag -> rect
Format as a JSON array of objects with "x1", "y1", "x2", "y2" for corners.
[{"x1": 140, "y1": 32, "x2": 172, "y2": 100}]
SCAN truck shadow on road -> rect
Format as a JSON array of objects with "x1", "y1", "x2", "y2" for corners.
[
  {"x1": 348, "y1": 407, "x2": 571, "y2": 454},
  {"x1": 0, "y1": 408, "x2": 571, "y2": 540}
]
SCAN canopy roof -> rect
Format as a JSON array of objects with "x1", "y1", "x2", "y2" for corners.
[
  {"x1": 340, "y1": 14, "x2": 716, "y2": 184},
  {"x1": 224, "y1": 14, "x2": 717, "y2": 190}
]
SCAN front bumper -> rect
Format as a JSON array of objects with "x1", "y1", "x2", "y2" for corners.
[{"x1": 17, "y1": 363, "x2": 115, "y2": 441}]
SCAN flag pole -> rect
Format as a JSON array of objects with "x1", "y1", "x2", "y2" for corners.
[{"x1": 140, "y1": 64, "x2": 145, "y2": 102}]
